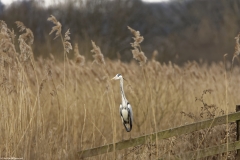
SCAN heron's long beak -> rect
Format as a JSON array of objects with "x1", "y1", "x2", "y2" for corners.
[{"x1": 111, "y1": 77, "x2": 115, "y2": 80}]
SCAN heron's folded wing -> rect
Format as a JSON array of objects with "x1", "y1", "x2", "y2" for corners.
[
  {"x1": 127, "y1": 103, "x2": 133, "y2": 122},
  {"x1": 119, "y1": 104, "x2": 123, "y2": 116}
]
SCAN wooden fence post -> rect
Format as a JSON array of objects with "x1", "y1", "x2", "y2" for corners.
[{"x1": 236, "y1": 105, "x2": 240, "y2": 159}]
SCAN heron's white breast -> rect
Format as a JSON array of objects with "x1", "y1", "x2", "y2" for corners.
[{"x1": 122, "y1": 109, "x2": 128, "y2": 121}]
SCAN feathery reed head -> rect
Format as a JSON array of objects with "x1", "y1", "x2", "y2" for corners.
[
  {"x1": 91, "y1": 40, "x2": 105, "y2": 65},
  {"x1": 232, "y1": 33, "x2": 240, "y2": 63},
  {"x1": 15, "y1": 21, "x2": 34, "y2": 61},
  {"x1": 8, "y1": 29, "x2": 16, "y2": 44},
  {"x1": 127, "y1": 26, "x2": 144, "y2": 48},
  {"x1": 20, "y1": 29, "x2": 34, "y2": 45},
  {"x1": 234, "y1": 33, "x2": 240, "y2": 56},
  {"x1": 151, "y1": 50, "x2": 158, "y2": 61},
  {"x1": 128, "y1": 26, "x2": 147, "y2": 66},
  {"x1": 234, "y1": 34, "x2": 240, "y2": 54},
  {"x1": 132, "y1": 48, "x2": 147, "y2": 66},
  {"x1": 127, "y1": 26, "x2": 142, "y2": 40},
  {"x1": 16, "y1": 21, "x2": 34, "y2": 45},
  {"x1": 15, "y1": 21, "x2": 26, "y2": 32},
  {"x1": 74, "y1": 43, "x2": 85, "y2": 66},
  {"x1": 63, "y1": 29, "x2": 72, "y2": 53},
  {"x1": 48, "y1": 15, "x2": 62, "y2": 40},
  {"x1": 18, "y1": 36, "x2": 33, "y2": 61},
  {"x1": 0, "y1": 20, "x2": 17, "y2": 60},
  {"x1": 0, "y1": 20, "x2": 7, "y2": 31}
]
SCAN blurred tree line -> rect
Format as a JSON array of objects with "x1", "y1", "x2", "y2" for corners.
[{"x1": 0, "y1": 0, "x2": 240, "y2": 64}]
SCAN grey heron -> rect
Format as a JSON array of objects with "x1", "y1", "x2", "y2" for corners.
[{"x1": 112, "y1": 74, "x2": 133, "y2": 132}]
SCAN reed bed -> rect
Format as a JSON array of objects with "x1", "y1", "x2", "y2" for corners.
[{"x1": 0, "y1": 18, "x2": 240, "y2": 159}]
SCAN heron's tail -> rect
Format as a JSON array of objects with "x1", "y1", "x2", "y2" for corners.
[{"x1": 123, "y1": 123, "x2": 132, "y2": 132}]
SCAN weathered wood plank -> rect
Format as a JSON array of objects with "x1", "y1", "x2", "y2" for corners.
[
  {"x1": 159, "y1": 141, "x2": 240, "y2": 160},
  {"x1": 78, "y1": 111, "x2": 240, "y2": 159}
]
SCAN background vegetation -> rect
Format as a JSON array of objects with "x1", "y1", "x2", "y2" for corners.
[{"x1": 0, "y1": 0, "x2": 240, "y2": 64}]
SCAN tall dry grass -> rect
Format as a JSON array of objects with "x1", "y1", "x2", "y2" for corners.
[{"x1": 0, "y1": 18, "x2": 240, "y2": 159}]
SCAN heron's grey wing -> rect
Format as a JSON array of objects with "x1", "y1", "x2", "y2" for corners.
[{"x1": 127, "y1": 103, "x2": 133, "y2": 122}]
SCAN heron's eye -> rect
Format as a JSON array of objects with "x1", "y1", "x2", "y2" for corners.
[{"x1": 117, "y1": 74, "x2": 121, "y2": 77}]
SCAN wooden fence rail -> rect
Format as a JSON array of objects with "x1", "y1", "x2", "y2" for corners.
[
  {"x1": 159, "y1": 141, "x2": 240, "y2": 160},
  {"x1": 78, "y1": 107, "x2": 240, "y2": 159}
]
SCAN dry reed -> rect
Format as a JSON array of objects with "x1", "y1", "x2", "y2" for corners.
[
  {"x1": 0, "y1": 19, "x2": 239, "y2": 160},
  {"x1": 91, "y1": 40, "x2": 105, "y2": 65},
  {"x1": 128, "y1": 26, "x2": 147, "y2": 66},
  {"x1": 74, "y1": 43, "x2": 85, "y2": 66}
]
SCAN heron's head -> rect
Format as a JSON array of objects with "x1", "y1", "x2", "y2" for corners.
[{"x1": 112, "y1": 73, "x2": 122, "y2": 80}]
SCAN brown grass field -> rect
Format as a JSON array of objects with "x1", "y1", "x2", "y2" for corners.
[{"x1": 1, "y1": 17, "x2": 240, "y2": 159}]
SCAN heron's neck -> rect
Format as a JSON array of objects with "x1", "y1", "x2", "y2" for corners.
[{"x1": 120, "y1": 78, "x2": 127, "y2": 106}]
